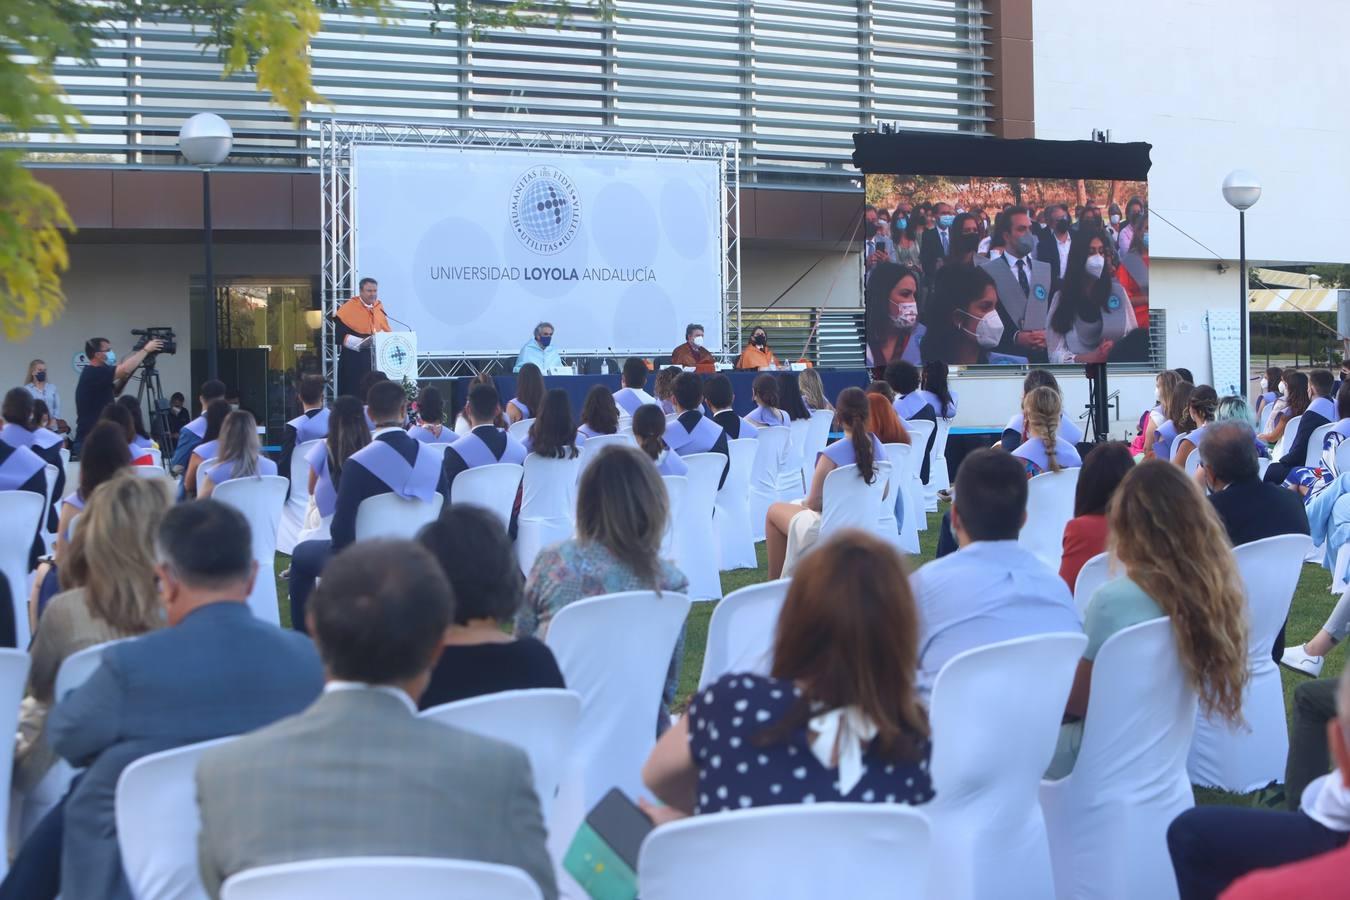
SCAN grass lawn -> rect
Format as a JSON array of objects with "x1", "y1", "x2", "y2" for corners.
[{"x1": 276, "y1": 504, "x2": 1335, "y2": 809}]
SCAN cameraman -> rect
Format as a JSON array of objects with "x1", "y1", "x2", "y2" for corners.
[{"x1": 73, "y1": 335, "x2": 163, "y2": 451}]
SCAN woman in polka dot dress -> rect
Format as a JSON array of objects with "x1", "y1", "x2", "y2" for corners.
[{"x1": 641, "y1": 530, "x2": 934, "y2": 820}]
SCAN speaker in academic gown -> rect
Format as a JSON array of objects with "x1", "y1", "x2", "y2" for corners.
[{"x1": 332, "y1": 277, "x2": 392, "y2": 396}]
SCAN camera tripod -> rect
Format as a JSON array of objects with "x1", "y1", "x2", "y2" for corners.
[{"x1": 131, "y1": 356, "x2": 176, "y2": 455}]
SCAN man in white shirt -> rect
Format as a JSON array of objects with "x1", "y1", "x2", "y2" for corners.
[{"x1": 910, "y1": 448, "x2": 1080, "y2": 695}]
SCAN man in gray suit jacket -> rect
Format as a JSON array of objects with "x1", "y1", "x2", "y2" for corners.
[
  {"x1": 0, "y1": 502, "x2": 325, "y2": 900},
  {"x1": 195, "y1": 539, "x2": 557, "y2": 900},
  {"x1": 979, "y1": 206, "x2": 1053, "y2": 363}
]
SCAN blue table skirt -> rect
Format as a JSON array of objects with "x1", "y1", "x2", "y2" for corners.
[{"x1": 445, "y1": 369, "x2": 872, "y2": 419}]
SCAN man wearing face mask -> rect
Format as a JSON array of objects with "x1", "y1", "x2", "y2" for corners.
[
  {"x1": 920, "y1": 202, "x2": 955, "y2": 276},
  {"x1": 512, "y1": 321, "x2": 565, "y2": 374},
  {"x1": 736, "y1": 326, "x2": 782, "y2": 370},
  {"x1": 72, "y1": 335, "x2": 164, "y2": 452},
  {"x1": 979, "y1": 207, "x2": 1052, "y2": 364},
  {"x1": 1037, "y1": 204, "x2": 1073, "y2": 290},
  {"x1": 671, "y1": 323, "x2": 716, "y2": 373}
]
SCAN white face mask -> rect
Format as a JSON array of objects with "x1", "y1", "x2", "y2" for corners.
[
  {"x1": 692, "y1": 335, "x2": 705, "y2": 348},
  {"x1": 1155, "y1": 387, "x2": 1162, "y2": 402},
  {"x1": 1110, "y1": 214, "x2": 1121, "y2": 225},
  {"x1": 960, "y1": 309, "x2": 1004, "y2": 349},
  {"x1": 1279, "y1": 382, "x2": 1288, "y2": 397},
  {"x1": 1084, "y1": 254, "x2": 1106, "y2": 280},
  {"x1": 890, "y1": 302, "x2": 919, "y2": 329},
  {"x1": 1260, "y1": 377, "x2": 1268, "y2": 392}
]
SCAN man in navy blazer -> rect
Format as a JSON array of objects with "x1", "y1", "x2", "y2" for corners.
[{"x1": 0, "y1": 501, "x2": 324, "y2": 900}]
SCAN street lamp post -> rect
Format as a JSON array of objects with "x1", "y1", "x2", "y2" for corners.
[
  {"x1": 1222, "y1": 169, "x2": 1261, "y2": 397},
  {"x1": 177, "y1": 114, "x2": 234, "y2": 380}
]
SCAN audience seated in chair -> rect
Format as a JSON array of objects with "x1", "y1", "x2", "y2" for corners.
[
  {"x1": 2, "y1": 387, "x2": 66, "y2": 531},
  {"x1": 195, "y1": 539, "x2": 556, "y2": 900},
  {"x1": 522, "y1": 389, "x2": 580, "y2": 458},
  {"x1": 1011, "y1": 386, "x2": 1083, "y2": 478},
  {"x1": 910, "y1": 448, "x2": 1081, "y2": 697},
  {"x1": 1058, "y1": 441, "x2": 1134, "y2": 588},
  {"x1": 180, "y1": 399, "x2": 231, "y2": 498},
  {"x1": 278, "y1": 374, "x2": 330, "y2": 483},
  {"x1": 578, "y1": 384, "x2": 620, "y2": 439},
  {"x1": 1001, "y1": 368, "x2": 1084, "y2": 451},
  {"x1": 518, "y1": 445, "x2": 688, "y2": 719},
  {"x1": 798, "y1": 367, "x2": 833, "y2": 413},
  {"x1": 0, "y1": 501, "x2": 323, "y2": 900},
  {"x1": 169, "y1": 379, "x2": 227, "y2": 473},
  {"x1": 443, "y1": 382, "x2": 528, "y2": 494},
  {"x1": 1047, "y1": 460, "x2": 1248, "y2": 778},
  {"x1": 642, "y1": 529, "x2": 933, "y2": 823},
  {"x1": 198, "y1": 410, "x2": 277, "y2": 500},
  {"x1": 506, "y1": 363, "x2": 546, "y2": 425},
  {"x1": 1171, "y1": 666, "x2": 1350, "y2": 900},
  {"x1": 415, "y1": 507, "x2": 564, "y2": 709},
  {"x1": 1266, "y1": 369, "x2": 1335, "y2": 485},
  {"x1": 633, "y1": 405, "x2": 688, "y2": 477},
  {"x1": 866, "y1": 391, "x2": 909, "y2": 446},
  {"x1": 704, "y1": 374, "x2": 754, "y2": 440},
  {"x1": 1172, "y1": 385, "x2": 1218, "y2": 471},
  {"x1": 613, "y1": 356, "x2": 657, "y2": 417},
  {"x1": 406, "y1": 385, "x2": 451, "y2": 444}
]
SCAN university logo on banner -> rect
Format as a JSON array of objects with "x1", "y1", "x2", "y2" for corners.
[
  {"x1": 376, "y1": 332, "x2": 418, "y2": 381},
  {"x1": 509, "y1": 166, "x2": 582, "y2": 255}
]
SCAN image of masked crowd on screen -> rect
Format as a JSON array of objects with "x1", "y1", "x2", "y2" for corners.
[{"x1": 862, "y1": 175, "x2": 1150, "y2": 368}]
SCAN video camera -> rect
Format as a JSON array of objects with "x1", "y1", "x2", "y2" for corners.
[{"x1": 131, "y1": 326, "x2": 177, "y2": 356}]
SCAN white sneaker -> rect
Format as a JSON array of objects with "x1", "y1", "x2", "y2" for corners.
[{"x1": 1280, "y1": 644, "x2": 1325, "y2": 677}]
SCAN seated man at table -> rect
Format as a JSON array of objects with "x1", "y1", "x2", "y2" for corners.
[
  {"x1": 671, "y1": 323, "x2": 716, "y2": 373},
  {"x1": 704, "y1": 374, "x2": 755, "y2": 440},
  {"x1": 442, "y1": 382, "x2": 527, "y2": 494},
  {"x1": 512, "y1": 321, "x2": 564, "y2": 374},
  {"x1": 613, "y1": 356, "x2": 657, "y2": 416}
]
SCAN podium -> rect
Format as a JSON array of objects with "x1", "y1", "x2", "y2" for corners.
[{"x1": 373, "y1": 331, "x2": 418, "y2": 381}]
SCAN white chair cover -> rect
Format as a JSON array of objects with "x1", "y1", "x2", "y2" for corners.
[
  {"x1": 1184, "y1": 449, "x2": 1202, "y2": 476},
  {"x1": 924, "y1": 632, "x2": 1088, "y2": 900},
  {"x1": 1274, "y1": 414, "x2": 1302, "y2": 460},
  {"x1": 194, "y1": 458, "x2": 221, "y2": 495},
  {"x1": 1188, "y1": 533, "x2": 1313, "y2": 792},
  {"x1": 660, "y1": 475, "x2": 686, "y2": 558},
  {"x1": 0, "y1": 650, "x2": 30, "y2": 883},
  {"x1": 672, "y1": 453, "x2": 725, "y2": 601},
  {"x1": 776, "y1": 418, "x2": 811, "y2": 500},
  {"x1": 40, "y1": 462, "x2": 57, "y2": 537},
  {"x1": 748, "y1": 427, "x2": 790, "y2": 542},
  {"x1": 903, "y1": 419, "x2": 935, "y2": 532},
  {"x1": 1072, "y1": 552, "x2": 1111, "y2": 618},
  {"x1": 1019, "y1": 469, "x2": 1081, "y2": 570},
  {"x1": 799, "y1": 409, "x2": 834, "y2": 491},
  {"x1": 516, "y1": 454, "x2": 581, "y2": 574},
  {"x1": 544, "y1": 591, "x2": 691, "y2": 810},
  {"x1": 0, "y1": 491, "x2": 44, "y2": 651},
  {"x1": 146, "y1": 446, "x2": 163, "y2": 469},
  {"x1": 880, "y1": 443, "x2": 916, "y2": 553},
  {"x1": 781, "y1": 462, "x2": 891, "y2": 577},
  {"x1": 1041, "y1": 618, "x2": 1197, "y2": 900},
  {"x1": 213, "y1": 476, "x2": 288, "y2": 626},
  {"x1": 714, "y1": 438, "x2": 757, "y2": 571},
  {"x1": 420, "y1": 688, "x2": 581, "y2": 823},
  {"x1": 1305, "y1": 422, "x2": 1336, "y2": 468},
  {"x1": 507, "y1": 417, "x2": 534, "y2": 441},
  {"x1": 639, "y1": 803, "x2": 930, "y2": 900},
  {"x1": 928, "y1": 417, "x2": 954, "y2": 502},
  {"x1": 277, "y1": 438, "x2": 322, "y2": 555},
  {"x1": 450, "y1": 463, "x2": 524, "y2": 529},
  {"x1": 576, "y1": 433, "x2": 634, "y2": 476},
  {"x1": 221, "y1": 858, "x2": 543, "y2": 900},
  {"x1": 133, "y1": 465, "x2": 171, "y2": 480},
  {"x1": 115, "y1": 735, "x2": 237, "y2": 900},
  {"x1": 353, "y1": 492, "x2": 444, "y2": 541},
  {"x1": 697, "y1": 578, "x2": 789, "y2": 690}
]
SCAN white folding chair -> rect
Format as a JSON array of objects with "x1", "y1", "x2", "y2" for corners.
[
  {"x1": 776, "y1": 418, "x2": 811, "y2": 500},
  {"x1": 115, "y1": 735, "x2": 237, "y2": 900},
  {"x1": 1041, "y1": 618, "x2": 1197, "y2": 900},
  {"x1": 0, "y1": 649, "x2": 30, "y2": 883},
  {"x1": 222, "y1": 858, "x2": 543, "y2": 900},
  {"x1": 1072, "y1": 551, "x2": 1111, "y2": 618},
  {"x1": 639, "y1": 804, "x2": 930, "y2": 900},
  {"x1": 927, "y1": 417, "x2": 954, "y2": 505},
  {"x1": 544, "y1": 591, "x2": 691, "y2": 811},
  {"x1": 781, "y1": 462, "x2": 891, "y2": 577},
  {"x1": 714, "y1": 438, "x2": 757, "y2": 571},
  {"x1": 1306, "y1": 422, "x2": 1336, "y2": 468},
  {"x1": 1274, "y1": 414, "x2": 1302, "y2": 460},
  {"x1": 213, "y1": 476, "x2": 288, "y2": 626},
  {"x1": 420, "y1": 688, "x2": 581, "y2": 823},
  {"x1": 748, "y1": 427, "x2": 790, "y2": 542},
  {"x1": 799, "y1": 409, "x2": 834, "y2": 491},
  {"x1": 450, "y1": 463, "x2": 524, "y2": 529},
  {"x1": 0, "y1": 491, "x2": 44, "y2": 651},
  {"x1": 880, "y1": 443, "x2": 916, "y2": 553},
  {"x1": 924, "y1": 632, "x2": 1088, "y2": 900},
  {"x1": 277, "y1": 439, "x2": 322, "y2": 555},
  {"x1": 903, "y1": 419, "x2": 935, "y2": 532},
  {"x1": 516, "y1": 454, "x2": 581, "y2": 574},
  {"x1": 697, "y1": 578, "x2": 789, "y2": 690},
  {"x1": 507, "y1": 417, "x2": 534, "y2": 442},
  {"x1": 1019, "y1": 469, "x2": 1082, "y2": 570},
  {"x1": 354, "y1": 493, "x2": 445, "y2": 541},
  {"x1": 1188, "y1": 533, "x2": 1313, "y2": 792},
  {"x1": 672, "y1": 453, "x2": 726, "y2": 601}
]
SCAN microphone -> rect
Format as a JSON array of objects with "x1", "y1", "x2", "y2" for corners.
[{"x1": 385, "y1": 311, "x2": 414, "y2": 330}]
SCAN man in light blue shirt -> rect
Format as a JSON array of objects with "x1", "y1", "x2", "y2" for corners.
[
  {"x1": 911, "y1": 448, "x2": 1081, "y2": 695},
  {"x1": 513, "y1": 321, "x2": 565, "y2": 373}
]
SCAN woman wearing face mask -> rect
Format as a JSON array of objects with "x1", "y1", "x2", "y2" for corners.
[
  {"x1": 1254, "y1": 366, "x2": 1283, "y2": 430},
  {"x1": 1046, "y1": 228, "x2": 1138, "y2": 364},
  {"x1": 1105, "y1": 204, "x2": 1123, "y2": 247},
  {"x1": 735, "y1": 326, "x2": 782, "y2": 370},
  {"x1": 918, "y1": 264, "x2": 1001, "y2": 366},
  {"x1": 23, "y1": 360, "x2": 66, "y2": 435},
  {"x1": 864, "y1": 263, "x2": 924, "y2": 368},
  {"x1": 894, "y1": 215, "x2": 924, "y2": 272}
]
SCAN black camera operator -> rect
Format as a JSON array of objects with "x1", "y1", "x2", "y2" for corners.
[{"x1": 73, "y1": 334, "x2": 165, "y2": 451}]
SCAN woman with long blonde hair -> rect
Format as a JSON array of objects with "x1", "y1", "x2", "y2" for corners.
[
  {"x1": 1012, "y1": 386, "x2": 1082, "y2": 478},
  {"x1": 1141, "y1": 369, "x2": 1184, "y2": 458},
  {"x1": 798, "y1": 367, "x2": 832, "y2": 412},
  {"x1": 199, "y1": 410, "x2": 277, "y2": 499},
  {"x1": 16, "y1": 473, "x2": 171, "y2": 791},
  {"x1": 1047, "y1": 460, "x2": 1248, "y2": 777}
]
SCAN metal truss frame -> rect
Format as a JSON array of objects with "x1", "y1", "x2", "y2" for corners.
[{"x1": 319, "y1": 118, "x2": 741, "y2": 394}]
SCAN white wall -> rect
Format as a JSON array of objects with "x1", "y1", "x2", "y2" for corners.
[
  {"x1": 741, "y1": 245, "x2": 861, "y2": 309},
  {"x1": 1034, "y1": 0, "x2": 1350, "y2": 268},
  {"x1": 7, "y1": 242, "x2": 319, "y2": 405}
]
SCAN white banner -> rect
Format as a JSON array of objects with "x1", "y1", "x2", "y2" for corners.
[{"x1": 352, "y1": 144, "x2": 724, "y2": 356}]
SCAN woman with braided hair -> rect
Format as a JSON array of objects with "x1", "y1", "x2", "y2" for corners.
[{"x1": 1012, "y1": 386, "x2": 1082, "y2": 478}]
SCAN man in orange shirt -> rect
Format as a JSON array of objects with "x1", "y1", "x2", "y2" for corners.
[
  {"x1": 670, "y1": 323, "x2": 716, "y2": 373},
  {"x1": 333, "y1": 277, "x2": 392, "y2": 396},
  {"x1": 735, "y1": 326, "x2": 781, "y2": 370}
]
